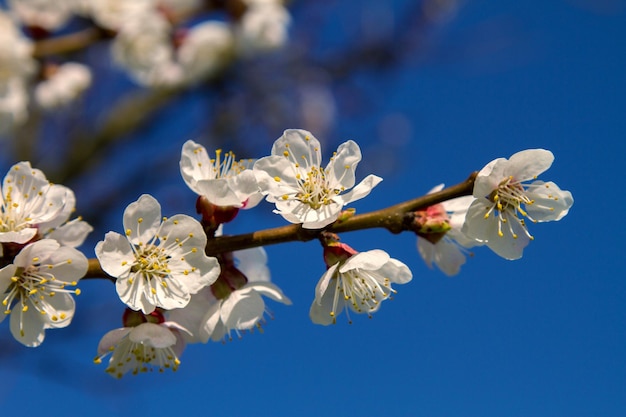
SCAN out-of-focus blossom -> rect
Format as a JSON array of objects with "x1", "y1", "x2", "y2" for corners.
[
  {"x1": 463, "y1": 149, "x2": 574, "y2": 260},
  {"x1": 310, "y1": 239, "x2": 412, "y2": 325},
  {"x1": 175, "y1": 21, "x2": 234, "y2": 85},
  {"x1": 0, "y1": 239, "x2": 87, "y2": 347},
  {"x1": 35, "y1": 62, "x2": 92, "y2": 110},
  {"x1": 180, "y1": 140, "x2": 261, "y2": 209},
  {"x1": 235, "y1": 2, "x2": 291, "y2": 56},
  {"x1": 254, "y1": 129, "x2": 382, "y2": 229},
  {"x1": 87, "y1": 0, "x2": 155, "y2": 31},
  {"x1": 8, "y1": 0, "x2": 78, "y2": 30},
  {"x1": 0, "y1": 11, "x2": 36, "y2": 134},
  {"x1": 415, "y1": 184, "x2": 481, "y2": 276},
  {"x1": 111, "y1": 10, "x2": 182, "y2": 87},
  {"x1": 95, "y1": 194, "x2": 220, "y2": 314}
]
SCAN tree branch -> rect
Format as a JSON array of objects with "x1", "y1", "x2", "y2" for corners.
[{"x1": 82, "y1": 171, "x2": 477, "y2": 279}]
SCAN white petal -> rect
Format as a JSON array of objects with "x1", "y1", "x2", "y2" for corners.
[
  {"x1": 123, "y1": 194, "x2": 162, "y2": 245},
  {"x1": 272, "y1": 129, "x2": 322, "y2": 167},
  {"x1": 376, "y1": 258, "x2": 413, "y2": 284},
  {"x1": 46, "y1": 218, "x2": 93, "y2": 248},
  {"x1": 10, "y1": 303, "x2": 45, "y2": 347},
  {"x1": 129, "y1": 322, "x2": 177, "y2": 348},
  {"x1": 325, "y1": 140, "x2": 362, "y2": 189},
  {"x1": 433, "y1": 239, "x2": 466, "y2": 277},
  {"x1": 340, "y1": 249, "x2": 390, "y2": 273},
  {"x1": 314, "y1": 264, "x2": 338, "y2": 302},
  {"x1": 525, "y1": 181, "x2": 574, "y2": 222},
  {"x1": 95, "y1": 232, "x2": 134, "y2": 278},
  {"x1": 245, "y1": 282, "x2": 292, "y2": 305},
  {"x1": 42, "y1": 293, "x2": 76, "y2": 329},
  {"x1": 220, "y1": 289, "x2": 265, "y2": 330},
  {"x1": 97, "y1": 327, "x2": 132, "y2": 355},
  {"x1": 0, "y1": 265, "x2": 17, "y2": 297},
  {"x1": 507, "y1": 149, "x2": 554, "y2": 181},
  {"x1": 200, "y1": 301, "x2": 224, "y2": 342},
  {"x1": 13, "y1": 239, "x2": 60, "y2": 267},
  {"x1": 235, "y1": 246, "x2": 270, "y2": 282},
  {"x1": 339, "y1": 174, "x2": 383, "y2": 205},
  {"x1": 180, "y1": 139, "x2": 214, "y2": 193}
]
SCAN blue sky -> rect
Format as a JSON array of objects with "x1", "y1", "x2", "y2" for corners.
[{"x1": 1, "y1": 1, "x2": 626, "y2": 416}]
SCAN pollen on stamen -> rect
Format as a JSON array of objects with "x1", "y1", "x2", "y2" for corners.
[
  {"x1": 138, "y1": 218, "x2": 143, "y2": 223},
  {"x1": 274, "y1": 176, "x2": 281, "y2": 182}
]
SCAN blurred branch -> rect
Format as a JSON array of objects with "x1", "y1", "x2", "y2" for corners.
[{"x1": 83, "y1": 171, "x2": 477, "y2": 279}]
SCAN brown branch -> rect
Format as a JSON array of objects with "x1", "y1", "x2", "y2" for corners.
[{"x1": 83, "y1": 172, "x2": 477, "y2": 279}]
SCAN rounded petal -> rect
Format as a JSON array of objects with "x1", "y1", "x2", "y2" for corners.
[
  {"x1": 314, "y1": 263, "x2": 338, "y2": 302},
  {"x1": 235, "y1": 246, "x2": 270, "y2": 283},
  {"x1": 272, "y1": 129, "x2": 322, "y2": 167},
  {"x1": 339, "y1": 174, "x2": 382, "y2": 205},
  {"x1": 97, "y1": 327, "x2": 132, "y2": 355},
  {"x1": 220, "y1": 289, "x2": 265, "y2": 330},
  {"x1": 525, "y1": 181, "x2": 574, "y2": 222},
  {"x1": 95, "y1": 232, "x2": 134, "y2": 278},
  {"x1": 245, "y1": 282, "x2": 292, "y2": 305},
  {"x1": 377, "y1": 258, "x2": 413, "y2": 284},
  {"x1": 10, "y1": 305, "x2": 45, "y2": 347},
  {"x1": 123, "y1": 194, "x2": 162, "y2": 245},
  {"x1": 325, "y1": 140, "x2": 362, "y2": 189},
  {"x1": 340, "y1": 249, "x2": 391, "y2": 273},
  {"x1": 129, "y1": 322, "x2": 177, "y2": 348},
  {"x1": 0, "y1": 264, "x2": 17, "y2": 296},
  {"x1": 180, "y1": 139, "x2": 214, "y2": 194},
  {"x1": 42, "y1": 293, "x2": 76, "y2": 329},
  {"x1": 507, "y1": 149, "x2": 554, "y2": 181},
  {"x1": 46, "y1": 218, "x2": 93, "y2": 248}
]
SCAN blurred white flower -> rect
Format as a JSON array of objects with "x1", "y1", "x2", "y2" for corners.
[
  {"x1": 416, "y1": 184, "x2": 481, "y2": 276},
  {"x1": 235, "y1": 2, "x2": 291, "y2": 56},
  {"x1": 180, "y1": 140, "x2": 262, "y2": 208},
  {"x1": 35, "y1": 62, "x2": 92, "y2": 110},
  {"x1": 87, "y1": 0, "x2": 155, "y2": 30},
  {"x1": 8, "y1": 0, "x2": 78, "y2": 30},
  {"x1": 0, "y1": 239, "x2": 87, "y2": 347},
  {"x1": 310, "y1": 244, "x2": 412, "y2": 325},
  {"x1": 463, "y1": 149, "x2": 574, "y2": 260},
  {"x1": 111, "y1": 10, "x2": 182, "y2": 87},
  {"x1": 0, "y1": 11, "x2": 36, "y2": 134},
  {"x1": 95, "y1": 194, "x2": 220, "y2": 314},
  {"x1": 175, "y1": 21, "x2": 234, "y2": 85},
  {"x1": 254, "y1": 129, "x2": 382, "y2": 229},
  {"x1": 94, "y1": 320, "x2": 187, "y2": 378}
]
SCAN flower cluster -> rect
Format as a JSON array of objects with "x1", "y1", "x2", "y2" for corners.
[
  {"x1": 0, "y1": 161, "x2": 92, "y2": 346},
  {"x1": 0, "y1": 128, "x2": 574, "y2": 379},
  {"x1": 0, "y1": 0, "x2": 292, "y2": 134}
]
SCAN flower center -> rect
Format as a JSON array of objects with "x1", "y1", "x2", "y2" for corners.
[
  {"x1": 296, "y1": 166, "x2": 336, "y2": 209},
  {"x1": 329, "y1": 268, "x2": 393, "y2": 323},
  {"x1": 0, "y1": 186, "x2": 33, "y2": 234},
  {"x1": 210, "y1": 149, "x2": 249, "y2": 179},
  {"x1": 485, "y1": 176, "x2": 535, "y2": 239}
]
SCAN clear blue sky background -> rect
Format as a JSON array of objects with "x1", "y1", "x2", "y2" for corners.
[{"x1": 1, "y1": 1, "x2": 625, "y2": 416}]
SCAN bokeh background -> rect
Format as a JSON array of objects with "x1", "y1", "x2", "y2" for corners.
[{"x1": 1, "y1": 0, "x2": 625, "y2": 416}]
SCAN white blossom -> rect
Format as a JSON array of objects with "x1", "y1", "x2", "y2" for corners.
[
  {"x1": 87, "y1": 0, "x2": 155, "y2": 31},
  {"x1": 416, "y1": 184, "x2": 481, "y2": 276},
  {"x1": 95, "y1": 194, "x2": 220, "y2": 314},
  {"x1": 235, "y1": 2, "x2": 291, "y2": 56},
  {"x1": 0, "y1": 162, "x2": 87, "y2": 246},
  {"x1": 8, "y1": 0, "x2": 79, "y2": 30},
  {"x1": 35, "y1": 62, "x2": 92, "y2": 110},
  {"x1": 254, "y1": 129, "x2": 382, "y2": 229},
  {"x1": 94, "y1": 321, "x2": 187, "y2": 378},
  {"x1": 168, "y1": 246, "x2": 290, "y2": 343},
  {"x1": 310, "y1": 248, "x2": 412, "y2": 325},
  {"x1": 180, "y1": 139, "x2": 262, "y2": 208},
  {"x1": 0, "y1": 239, "x2": 87, "y2": 347},
  {"x1": 463, "y1": 149, "x2": 574, "y2": 260}
]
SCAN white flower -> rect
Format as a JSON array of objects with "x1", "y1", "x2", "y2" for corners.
[
  {"x1": 174, "y1": 21, "x2": 234, "y2": 85},
  {"x1": 463, "y1": 149, "x2": 574, "y2": 260},
  {"x1": 0, "y1": 162, "x2": 86, "y2": 246},
  {"x1": 416, "y1": 184, "x2": 481, "y2": 276},
  {"x1": 0, "y1": 11, "x2": 36, "y2": 133},
  {"x1": 180, "y1": 140, "x2": 262, "y2": 208},
  {"x1": 95, "y1": 194, "x2": 220, "y2": 314},
  {"x1": 168, "y1": 246, "x2": 290, "y2": 343},
  {"x1": 87, "y1": 0, "x2": 155, "y2": 31},
  {"x1": 235, "y1": 3, "x2": 291, "y2": 57},
  {"x1": 254, "y1": 129, "x2": 382, "y2": 229},
  {"x1": 34, "y1": 62, "x2": 92, "y2": 110},
  {"x1": 310, "y1": 248, "x2": 412, "y2": 325},
  {"x1": 0, "y1": 239, "x2": 87, "y2": 347},
  {"x1": 8, "y1": 0, "x2": 78, "y2": 30},
  {"x1": 111, "y1": 10, "x2": 182, "y2": 87},
  {"x1": 94, "y1": 321, "x2": 187, "y2": 378}
]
